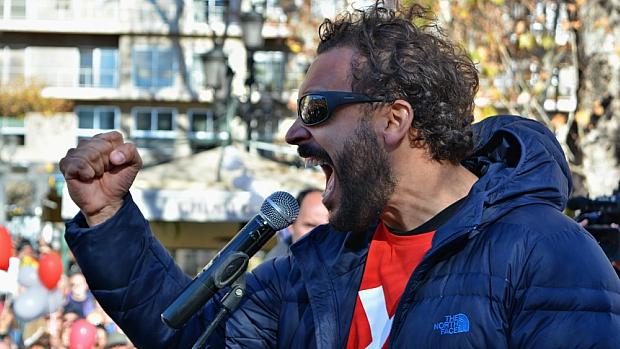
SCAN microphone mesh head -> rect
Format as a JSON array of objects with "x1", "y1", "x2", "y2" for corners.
[{"x1": 260, "y1": 191, "x2": 300, "y2": 230}]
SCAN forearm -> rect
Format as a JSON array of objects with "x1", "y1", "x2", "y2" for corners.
[{"x1": 65, "y1": 194, "x2": 196, "y2": 348}]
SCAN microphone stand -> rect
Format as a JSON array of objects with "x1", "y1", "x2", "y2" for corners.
[{"x1": 191, "y1": 253, "x2": 249, "y2": 349}]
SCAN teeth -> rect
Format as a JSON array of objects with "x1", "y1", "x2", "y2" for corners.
[{"x1": 304, "y1": 158, "x2": 323, "y2": 168}]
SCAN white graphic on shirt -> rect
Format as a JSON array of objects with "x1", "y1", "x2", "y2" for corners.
[{"x1": 358, "y1": 285, "x2": 394, "y2": 349}]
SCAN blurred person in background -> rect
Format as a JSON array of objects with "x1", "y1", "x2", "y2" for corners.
[
  {"x1": 15, "y1": 239, "x2": 37, "y2": 268},
  {"x1": 0, "y1": 299, "x2": 18, "y2": 349},
  {"x1": 0, "y1": 300, "x2": 15, "y2": 349},
  {"x1": 94, "y1": 324, "x2": 108, "y2": 349},
  {"x1": 65, "y1": 271, "x2": 96, "y2": 318},
  {"x1": 47, "y1": 311, "x2": 64, "y2": 349},
  {"x1": 264, "y1": 188, "x2": 328, "y2": 260},
  {"x1": 60, "y1": 307, "x2": 81, "y2": 349},
  {"x1": 25, "y1": 332, "x2": 51, "y2": 349}
]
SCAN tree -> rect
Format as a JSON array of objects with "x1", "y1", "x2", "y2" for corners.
[
  {"x1": 0, "y1": 79, "x2": 72, "y2": 118},
  {"x1": 433, "y1": 0, "x2": 620, "y2": 197}
]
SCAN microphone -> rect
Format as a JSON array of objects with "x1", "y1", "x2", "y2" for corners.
[{"x1": 161, "y1": 191, "x2": 299, "y2": 329}]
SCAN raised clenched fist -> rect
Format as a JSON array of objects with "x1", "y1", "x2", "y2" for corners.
[{"x1": 59, "y1": 131, "x2": 142, "y2": 226}]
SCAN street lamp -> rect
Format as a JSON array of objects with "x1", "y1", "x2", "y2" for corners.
[
  {"x1": 201, "y1": 4, "x2": 266, "y2": 176},
  {"x1": 239, "y1": 7, "x2": 265, "y2": 93},
  {"x1": 200, "y1": 7, "x2": 265, "y2": 91},
  {"x1": 201, "y1": 44, "x2": 228, "y2": 91},
  {"x1": 239, "y1": 8, "x2": 265, "y2": 50}
]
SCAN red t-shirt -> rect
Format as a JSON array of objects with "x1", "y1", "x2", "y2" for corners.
[{"x1": 346, "y1": 221, "x2": 434, "y2": 349}]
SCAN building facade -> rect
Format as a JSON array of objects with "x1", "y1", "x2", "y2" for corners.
[{"x1": 0, "y1": 0, "x2": 313, "y2": 165}]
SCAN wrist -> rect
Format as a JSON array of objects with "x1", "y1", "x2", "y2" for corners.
[{"x1": 83, "y1": 201, "x2": 123, "y2": 227}]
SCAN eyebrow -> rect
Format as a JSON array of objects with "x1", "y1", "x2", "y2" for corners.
[{"x1": 299, "y1": 88, "x2": 340, "y2": 96}]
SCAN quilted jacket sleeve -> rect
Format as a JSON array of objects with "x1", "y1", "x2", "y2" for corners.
[
  {"x1": 509, "y1": 224, "x2": 620, "y2": 347},
  {"x1": 66, "y1": 194, "x2": 286, "y2": 349},
  {"x1": 222, "y1": 257, "x2": 288, "y2": 348},
  {"x1": 65, "y1": 194, "x2": 217, "y2": 348}
]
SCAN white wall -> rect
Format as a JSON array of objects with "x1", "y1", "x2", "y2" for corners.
[{"x1": 10, "y1": 112, "x2": 77, "y2": 165}]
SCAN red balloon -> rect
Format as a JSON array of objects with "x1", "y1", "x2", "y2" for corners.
[
  {"x1": 0, "y1": 226, "x2": 12, "y2": 271},
  {"x1": 38, "y1": 252, "x2": 63, "y2": 289},
  {"x1": 69, "y1": 319, "x2": 97, "y2": 349}
]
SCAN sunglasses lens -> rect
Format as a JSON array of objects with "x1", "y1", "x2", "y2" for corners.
[{"x1": 299, "y1": 95, "x2": 329, "y2": 125}]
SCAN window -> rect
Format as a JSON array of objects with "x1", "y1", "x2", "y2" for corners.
[
  {"x1": 192, "y1": 0, "x2": 205, "y2": 22},
  {"x1": 132, "y1": 48, "x2": 176, "y2": 89},
  {"x1": 131, "y1": 107, "x2": 177, "y2": 138},
  {"x1": 0, "y1": 116, "x2": 25, "y2": 146},
  {"x1": 188, "y1": 109, "x2": 220, "y2": 140},
  {"x1": 253, "y1": 51, "x2": 285, "y2": 92},
  {"x1": 53, "y1": 0, "x2": 71, "y2": 18},
  {"x1": 28, "y1": 47, "x2": 78, "y2": 87},
  {"x1": 55, "y1": 0, "x2": 70, "y2": 11},
  {"x1": 0, "y1": 46, "x2": 24, "y2": 85},
  {"x1": 193, "y1": 0, "x2": 226, "y2": 24},
  {"x1": 10, "y1": 0, "x2": 26, "y2": 18},
  {"x1": 0, "y1": 116, "x2": 25, "y2": 132},
  {"x1": 75, "y1": 106, "x2": 120, "y2": 137},
  {"x1": 80, "y1": 48, "x2": 119, "y2": 88}
]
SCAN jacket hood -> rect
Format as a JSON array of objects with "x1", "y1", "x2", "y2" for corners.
[
  {"x1": 293, "y1": 115, "x2": 573, "y2": 265},
  {"x1": 462, "y1": 115, "x2": 572, "y2": 228}
]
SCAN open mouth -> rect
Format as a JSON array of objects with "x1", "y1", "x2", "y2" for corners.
[{"x1": 305, "y1": 158, "x2": 335, "y2": 205}]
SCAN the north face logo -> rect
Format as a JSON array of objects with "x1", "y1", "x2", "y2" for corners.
[{"x1": 433, "y1": 313, "x2": 470, "y2": 335}]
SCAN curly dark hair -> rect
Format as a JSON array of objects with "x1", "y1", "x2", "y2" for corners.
[{"x1": 316, "y1": 2, "x2": 479, "y2": 164}]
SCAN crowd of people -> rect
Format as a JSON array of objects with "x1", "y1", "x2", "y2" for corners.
[{"x1": 0, "y1": 236, "x2": 133, "y2": 349}]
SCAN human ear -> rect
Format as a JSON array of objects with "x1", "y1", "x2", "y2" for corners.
[{"x1": 382, "y1": 99, "x2": 413, "y2": 150}]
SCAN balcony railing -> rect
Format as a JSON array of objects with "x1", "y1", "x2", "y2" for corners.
[{"x1": 0, "y1": 1, "x2": 225, "y2": 33}]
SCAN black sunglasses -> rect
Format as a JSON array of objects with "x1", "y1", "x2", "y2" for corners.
[{"x1": 297, "y1": 91, "x2": 385, "y2": 126}]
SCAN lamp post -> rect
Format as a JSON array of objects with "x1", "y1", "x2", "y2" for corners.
[
  {"x1": 239, "y1": 7, "x2": 265, "y2": 151},
  {"x1": 239, "y1": 8, "x2": 265, "y2": 94},
  {"x1": 202, "y1": 4, "x2": 265, "y2": 152},
  {"x1": 201, "y1": 3, "x2": 265, "y2": 177},
  {"x1": 202, "y1": 44, "x2": 228, "y2": 92},
  {"x1": 201, "y1": 5, "x2": 265, "y2": 93}
]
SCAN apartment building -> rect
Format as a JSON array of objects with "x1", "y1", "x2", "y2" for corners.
[
  {"x1": 0, "y1": 0, "x2": 348, "y2": 259},
  {"x1": 0, "y1": 0, "x2": 312, "y2": 165}
]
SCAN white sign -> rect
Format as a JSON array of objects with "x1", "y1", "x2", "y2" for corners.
[{"x1": 62, "y1": 187, "x2": 265, "y2": 222}]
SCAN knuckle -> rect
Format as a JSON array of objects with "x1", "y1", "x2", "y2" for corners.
[
  {"x1": 95, "y1": 130, "x2": 123, "y2": 140},
  {"x1": 85, "y1": 149, "x2": 102, "y2": 163},
  {"x1": 125, "y1": 142, "x2": 137, "y2": 153},
  {"x1": 75, "y1": 161, "x2": 89, "y2": 171}
]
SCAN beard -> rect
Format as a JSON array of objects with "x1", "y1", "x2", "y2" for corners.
[{"x1": 329, "y1": 118, "x2": 397, "y2": 234}]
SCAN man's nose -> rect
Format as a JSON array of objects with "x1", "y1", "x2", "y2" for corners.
[{"x1": 285, "y1": 117, "x2": 311, "y2": 145}]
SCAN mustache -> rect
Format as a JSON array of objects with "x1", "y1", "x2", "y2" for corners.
[{"x1": 297, "y1": 144, "x2": 333, "y2": 164}]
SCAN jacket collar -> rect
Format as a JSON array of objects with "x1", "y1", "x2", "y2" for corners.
[{"x1": 290, "y1": 224, "x2": 374, "y2": 348}]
